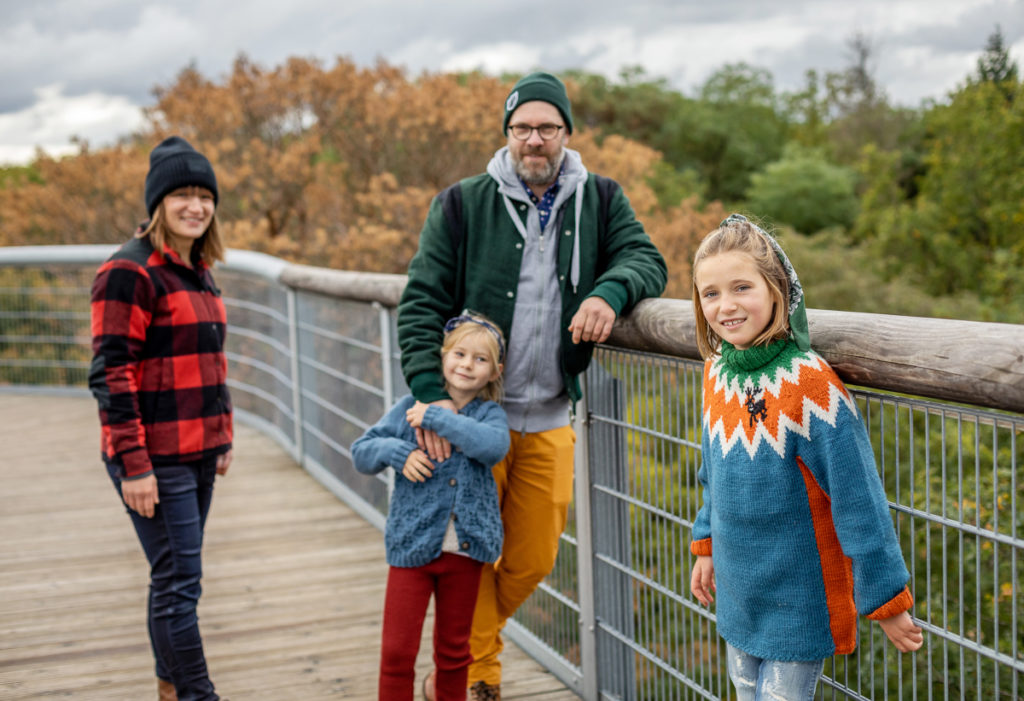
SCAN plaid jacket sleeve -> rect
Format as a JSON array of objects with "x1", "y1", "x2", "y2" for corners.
[{"x1": 89, "y1": 258, "x2": 156, "y2": 479}]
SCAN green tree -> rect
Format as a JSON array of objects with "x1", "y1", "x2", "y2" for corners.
[
  {"x1": 864, "y1": 77, "x2": 1024, "y2": 321},
  {"x1": 746, "y1": 144, "x2": 858, "y2": 233},
  {"x1": 974, "y1": 24, "x2": 1019, "y2": 87}
]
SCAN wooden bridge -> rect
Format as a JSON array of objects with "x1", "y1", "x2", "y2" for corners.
[{"x1": 0, "y1": 393, "x2": 576, "y2": 700}]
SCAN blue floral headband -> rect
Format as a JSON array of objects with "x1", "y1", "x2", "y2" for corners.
[
  {"x1": 444, "y1": 313, "x2": 506, "y2": 362},
  {"x1": 719, "y1": 214, "x2": 810, "y2": 351}
]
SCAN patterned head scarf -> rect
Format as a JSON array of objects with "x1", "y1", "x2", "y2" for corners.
[
  {"x1": 444, "y1": 312, "x2": 507, "y2": 362},
  {"x1": 719, "y1": 214, "x2": 810, "y2": 351}
]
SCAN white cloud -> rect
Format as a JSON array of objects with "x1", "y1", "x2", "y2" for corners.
[
  {"x1": 440, "y1": 42, "x2": 544, "y2": 75},
  {"x1": 0, "y1": 84, "x2": 145, "y2": 165}
]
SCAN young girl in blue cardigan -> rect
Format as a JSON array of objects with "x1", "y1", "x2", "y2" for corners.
[
  {"x1": 352, "y1": 313, "x2": 509, "y2": 701},
  {"x1": 688, "y1": 215, "x2": 923, "y2": 700}
]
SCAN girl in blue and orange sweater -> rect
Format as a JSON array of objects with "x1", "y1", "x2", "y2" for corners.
[{"x1": 688, "y1": 215, "x2": 923, "y2": 700}]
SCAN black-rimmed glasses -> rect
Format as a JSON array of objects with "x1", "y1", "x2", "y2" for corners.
[{"x1": 508, "y1": 123, "x2": 564, "y2": 141}]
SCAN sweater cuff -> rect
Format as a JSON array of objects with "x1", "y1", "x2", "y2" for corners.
[
  {"x1": 589, "y1": 281, "x2": 628, "y2": 317},
  {"x1": 867, "y1": 586, "x2": 914, "y2": 620},
  {"x1": 121, "y1": 448, "x2": 153, "y2": 479},
  {"x1": 390, "y1": 444, "x2": 416, "y2": 476},
  {"x1": 690, "y1": 538, "x2": 712, "y2": 557},
  {"x1": 409, "y1": 372, "x2": 451, "y2": 404}
]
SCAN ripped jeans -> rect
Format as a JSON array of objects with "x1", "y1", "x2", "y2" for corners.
[{"x1": 726, "y1": 643, "x2": 824, "y2": 701}]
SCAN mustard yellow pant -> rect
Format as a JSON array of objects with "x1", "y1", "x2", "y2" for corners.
[{"x1": 467, "y1": 425, "x2": 576, "y2": 687}]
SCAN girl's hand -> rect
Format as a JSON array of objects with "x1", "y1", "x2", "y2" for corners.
[
  {"x1": 690, "y1": 555, "x2": 716, "y2": 606},
  {"x1": 216, "y1": 449, "x2": 233, "y2": 475},
  {"x1": 410, "y1": 399, "x2": 456, "y2": 461},
  {"x1": 405, "y1": 401, "x2": 430, "y2": 428},
  {"x1": 402, "y1": 449, "x2": 435, "y2": 482},
  {"x1": 121, "y1": 473, "x2": 159, "y2": 518},
  {"x1": 878, "y1": 611, "x2": 924, "y2": 652}
]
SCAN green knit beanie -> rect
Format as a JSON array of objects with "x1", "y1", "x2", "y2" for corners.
[{"x1": 502, "y1": 72, "x2": 574, "y2": 134}]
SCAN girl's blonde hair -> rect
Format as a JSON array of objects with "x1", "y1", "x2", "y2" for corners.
[
  {"x1": 137, "y1": 188, "x2": 225, "y2": 266},
  {"x1": 441, "y1": 314, "x2": 505, "y2": 402},
  {"x1": 691, "y1": 218, "x2": 790, "y2": 359}
]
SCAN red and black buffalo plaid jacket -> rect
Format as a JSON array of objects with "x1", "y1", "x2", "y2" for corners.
[{"x1": 89, "y1": 235, "x2": 233, "y2": 479}]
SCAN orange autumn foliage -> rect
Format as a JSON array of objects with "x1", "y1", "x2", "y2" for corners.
[{"x1": 0, "y1": 58, "x2": 723, "y2": 301}]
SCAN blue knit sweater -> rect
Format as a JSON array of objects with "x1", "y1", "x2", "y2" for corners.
[
  {"x1": 351, "y1": 395, "x2": 508, "y2": 568},
  {"x1": 690, "y1": 339, "x2": 913, "y2": 661}
]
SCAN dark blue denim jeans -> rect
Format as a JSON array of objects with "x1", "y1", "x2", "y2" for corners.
[{"x1": 107, "y1": 459, "x2": 219, "y2": 701}]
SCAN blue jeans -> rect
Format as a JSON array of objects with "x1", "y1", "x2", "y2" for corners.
[
  {"x1": 726, "y1": 642, "x2": 824, "y2": 701},
  {"x1": 107, "y1": 460, "x2": 219, "y2": 701}
]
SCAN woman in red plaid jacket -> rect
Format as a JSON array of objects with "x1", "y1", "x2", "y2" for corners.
[{"x1": 89, "y1": 136, "x2": 233, "y2": 701}]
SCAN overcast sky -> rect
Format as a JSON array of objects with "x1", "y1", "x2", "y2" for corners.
[{"x1": 1, "y1": 0, "x2": 1021, "y2": 165}]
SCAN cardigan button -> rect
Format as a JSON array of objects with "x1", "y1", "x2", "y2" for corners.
[
  {"x1": 564, "y1": 230, "x2": 571, "y2": 236},
  {"x1": 515, "y1": 242, "x2": 522, "y2": 249},
  {"x1": 461, "y1": 541, "x2": 470, "y2": 550},
  {"x1": 519, "y1": 204, "x2": 527, "y2": 211},
  {"x1": 506, "y1": 291, "x2": 514, "y2": 298},
  {"x1": 448, "y1": 478, "x2": 456, "y2": 487}
]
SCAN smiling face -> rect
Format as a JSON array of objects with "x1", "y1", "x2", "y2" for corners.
[
  {"x1": 507, "y1": 100, "x2": 568, "y2": 187},
  {"x1": 694, "y1": 251, "x2": 777, "y2": 350},
  {"x1": 162, "y1": 186, "x2": 215, "y2": 257},
  {"x1": 441, "y1": 329, "x2": 502, "y2": 406}
]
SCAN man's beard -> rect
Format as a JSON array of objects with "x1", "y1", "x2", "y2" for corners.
[{"x1": 514, "y1": 147, "x2": 564, "y2": 186}]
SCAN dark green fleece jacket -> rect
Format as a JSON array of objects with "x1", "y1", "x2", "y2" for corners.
[{"x1": 397, "y1": 159, "x2": 667, "y2": 406}]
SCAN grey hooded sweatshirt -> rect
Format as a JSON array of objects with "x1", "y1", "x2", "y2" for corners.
[{"x1": 485, "y1": 145, "x2": 589, "y2": 433}]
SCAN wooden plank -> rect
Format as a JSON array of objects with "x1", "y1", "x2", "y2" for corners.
[
  {"x1": 0, "y1": 394, "x2": 579, "y2": 699},
  {"x1": 607, "y1": 297, "x2": 1024, "y2": 413}
]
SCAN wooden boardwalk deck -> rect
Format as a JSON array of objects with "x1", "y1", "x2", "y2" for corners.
[{"x1": 0, "y1": 393, "x2": 577, "y2": 700}]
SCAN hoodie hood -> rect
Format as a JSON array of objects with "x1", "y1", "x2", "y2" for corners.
[
  {"x1": 486, "y1": 145, "x2": 588, "y2": 202},
  {"x1": 487, "y1": 146, "x2": 589, "y2": 291}
]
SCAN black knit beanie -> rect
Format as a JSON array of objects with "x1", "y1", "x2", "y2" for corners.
[
  {"x1": 502, "y1": 72, "x2": 573, "y2": 135},
  {"x1": 144, "y1": 136, "x2": 219, "y2": 217}
]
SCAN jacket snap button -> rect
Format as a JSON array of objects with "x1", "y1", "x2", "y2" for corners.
[
  {"x1": 449, "y1": 478, "x2": 456, "y2": 486},
  {"x1": 461, "y1": 542, "x2": 470, "y2": 550}
]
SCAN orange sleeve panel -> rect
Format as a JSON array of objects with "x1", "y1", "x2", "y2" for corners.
[
  {"x1": 690, "y1": 538, "x2": 712, "y2": 556},
  {"x1": 797, "y1": 457, "x2": 858, "y2": 654}
]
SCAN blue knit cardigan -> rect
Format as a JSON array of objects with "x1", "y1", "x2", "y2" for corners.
[
  {"x1": 351, "y1": 395, "x2": 508, "y2": 568},
  {"x1": 690, "y1": 340, "x2": 913, "y2": 661}
]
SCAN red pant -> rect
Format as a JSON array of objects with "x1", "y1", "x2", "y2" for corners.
[{"x1": 379, "y1": 553, "x2": 483, "y2": 701}]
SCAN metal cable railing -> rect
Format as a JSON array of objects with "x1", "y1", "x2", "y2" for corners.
[{"x1": 1, "y1": 245, "x2": 1021, "y2": 700}]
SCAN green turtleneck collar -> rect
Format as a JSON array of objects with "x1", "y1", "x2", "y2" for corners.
[{"x1": 720, "y1": 338, "x2": 793, "y2": 372}]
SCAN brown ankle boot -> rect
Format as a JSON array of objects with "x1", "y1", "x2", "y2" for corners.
[
  {"x1": 469, "y1": 680, "x2": 500, "y2": 700},
  {"x1": 158, "y1": 678, "x2": 178, "y2": 701}
]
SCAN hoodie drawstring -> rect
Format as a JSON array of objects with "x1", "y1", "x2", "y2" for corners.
[{"x1": 571, "y1": 180, "x2": 584, "y2": 294}]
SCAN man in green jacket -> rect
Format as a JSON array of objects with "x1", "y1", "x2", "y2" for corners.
[{"x1": 398, "y1": 71, "x2": 666, "y2": 700}]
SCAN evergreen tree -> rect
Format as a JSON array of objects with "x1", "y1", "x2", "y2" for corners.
[{"x1": 975, "y1": 25, "x2": 1019, "y2": 85}]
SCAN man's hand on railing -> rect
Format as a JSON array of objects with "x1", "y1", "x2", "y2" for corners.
[
  {"x1": 878, "y1": 611, "x2": 924, "y2": 653},
  {"x1": 410, "y1": 399, "x2": 456, "y2": 461},
  {"x1": 568, "y1": 296, "x2": 616, "y2": 345}
]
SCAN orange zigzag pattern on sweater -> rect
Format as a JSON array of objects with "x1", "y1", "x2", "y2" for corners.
[{"x1": 703, "y1": 352, "x2": 856, "y2": 460}]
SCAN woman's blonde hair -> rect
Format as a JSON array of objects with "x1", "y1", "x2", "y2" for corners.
[
  {"x1": 137, "y1": 188, "x2": 225, "y2": 266},
  {"x1": 691, "y1": 218, "x2": 790, "y2": 359},
  {"x1": 441, "y1": 314, "x2": 505, "y2": 402}
]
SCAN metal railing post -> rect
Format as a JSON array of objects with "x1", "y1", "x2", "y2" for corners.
[
  {"x1": 286, "y1": 287, "x2": 304, "y2": 462},
  {"x1": 377, "y1": 302, "x2": 396, "y2": 500},
  {"x1": 574, "y1": 382, "x2": 599, "y2": 700}
]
